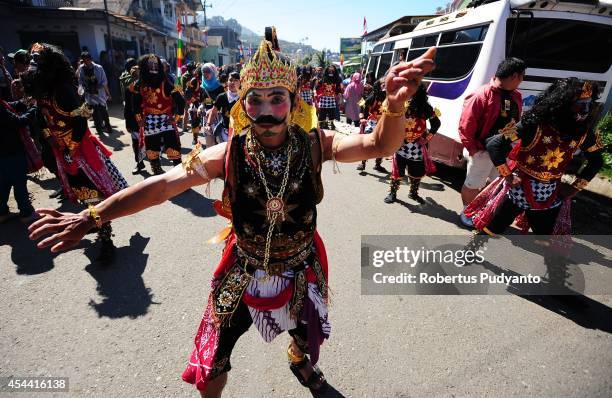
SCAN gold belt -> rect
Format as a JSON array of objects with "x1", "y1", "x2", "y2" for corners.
[{"x1": 236, "y1": 243, "x2": 312, "y2": 276}]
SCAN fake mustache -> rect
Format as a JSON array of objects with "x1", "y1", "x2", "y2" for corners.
[{"x1": 253, "y1": 115, "x2": 285, "y2": 126}]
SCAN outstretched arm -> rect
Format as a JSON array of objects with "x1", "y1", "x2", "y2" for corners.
[
  {"x1": 321, "y1": 48, "x2": 436, "y2": 162},
  {"x1": 29, "y1": 142, "x2": 227, "y2": 252}
]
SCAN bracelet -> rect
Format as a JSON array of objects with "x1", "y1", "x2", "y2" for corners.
[
  {"x1": 380, "y1": 99, "x2": 408, "y2": 118},
  {"x1": 571, "y1": 177, "x2": 589, "y2": 191},
  {"x1": 88, "y1": 204, "x2": 103, "y2": 228},
  {"x1": 496, "y1": 164, "x2": 512, "y2": 177}
]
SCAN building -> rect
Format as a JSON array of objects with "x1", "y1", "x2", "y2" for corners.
[
  {"x1": 205, "y1": 26, "x2": 240, "y2": 64},
  {"x1": 200, "y1": 35, "x2": 229, "y2": 66},
  {"x1": 0, "y1": 0, "x2": 204, "y2": 66}
]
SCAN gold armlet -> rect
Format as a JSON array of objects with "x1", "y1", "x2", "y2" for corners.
[
  {"x1": 70, "y1": 103, "x2": 93, "y2": 118},
  {"x1": 380, "y1": 99, "x2": 408, "y2": 118},
  {"x1": 42, "y1": 128, "x2": 51, "y2": 139},
  {"x1": 571, "y1": 178, "x2": 589, "y2": 191},
  {"x1": 496, "y1": 164, "x2": 512, "y2": 177},
  {"x1": 182, "y1": 143, "x2": 210, "y2": 182},
  {"x1": 88, "y1": 204, "x2": 103, "y2": 228},
  {"x1": 331, "y1": 132, "x2": 343, "y2": 174}
]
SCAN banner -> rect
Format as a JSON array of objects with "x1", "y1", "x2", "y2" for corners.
[{"x1": 340, "y1": 37, "x2": 362, "y2": 56}]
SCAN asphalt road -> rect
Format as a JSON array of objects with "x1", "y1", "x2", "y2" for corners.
[{"x1": 1, "y1": 109, "x2": 611, "y2": 398}]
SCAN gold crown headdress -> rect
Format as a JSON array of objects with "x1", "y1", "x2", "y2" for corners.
[
  {"x1": 579, "y1": 81, "x2": 593, "y2": 100},
  {"x1": 30, "y1": 43, "x2": 44, "y2": 53},
  {"x1": 239, "y1": 27, "x2": 297, "y2": 96}
]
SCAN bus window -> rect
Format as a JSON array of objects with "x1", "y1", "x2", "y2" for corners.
[
  {"x1": 377, "y1": 53, "x2": 393, "y2": 78},
  {"x1": 506, "y1": 18, "x2": 612, "y2": 73},
  {"x1": 411, "y1": 34, "x2": 438, "y2": 49},
  {"x1": 383, "y1": 42, "x2": 395, "y2": 52},
  {"x1": 439, "y1": 25, "x2": 487, "y2": 45},
  {"x1": 367, "y1": 55, "x2": 379, "y2": 74},
  {"x1": 408, "y1": 43, "x2": 482, "y2": 81},
  {"x1": 372, "y1": 43, "x2": 384, "y2": 53},
  {"x1": 394, "y1": 48, "x2": 408, "y2": 63}
]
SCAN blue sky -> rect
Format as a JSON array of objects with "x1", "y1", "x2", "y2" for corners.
[{"x1": 206, "y1": 0, "x2": 449, "y2": 51}]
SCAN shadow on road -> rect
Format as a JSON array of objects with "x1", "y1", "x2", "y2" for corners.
[
  {"x1": 309, "y1": 382, "x2": 346, "y2": 398},
  {"x1": 84, "y1": 232, "x2": 157, "y2": 319},
  {"x1": 91, "y1": 129, "x2": 127, "y2": 152},
  {"x1": 169, "y1": 188, "x2": 216, "y2": 218},
  {"x1": 396, "y1": 196, "x2": 462, "y2": 228},
  {"x1": 0, "y1": 218, "x2": 59, "y2": 275},
  {"x1": 477, "y1": 252, "x2": 612, "y2": 334}
]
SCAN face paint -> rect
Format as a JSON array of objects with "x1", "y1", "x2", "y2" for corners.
[{"x1": 244, "y1": 88, "x2": 291, "y2": 123}]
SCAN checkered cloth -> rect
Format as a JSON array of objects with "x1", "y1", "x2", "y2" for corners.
[
  {"x1": 364, "y1": 120, "x2": 377, "y2": 134},
  {"x1": 508, "y1": 178, "x2": 561, "y2": 210},
  {"x1": 96, "y1": 146, "x2": 128, "y2": 191},
  {"x1": 397, "y1": 141, "x2": 423, "y2": 161},
  {"x1": 144, "y1": 114, "x2": 174, "y2": 136},
  {"x1": 300, "y1": 90, "x2": 314, "y2": 106},
  {"x1": 318, "y1": 95, "x2": 336, "y2": 109}
]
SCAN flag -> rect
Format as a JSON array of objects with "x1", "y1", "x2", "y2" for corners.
[
  {"x1": 176, "y1": 17, "x2": 183, "y2": 82},
  {"x1": 340, "y1": 53, "x2": 344, "y2": 66},
  {"x1": 363, "y1": 17, "x2": 368, "y2": 36}
]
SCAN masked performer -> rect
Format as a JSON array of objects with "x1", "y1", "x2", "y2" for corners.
[
  {"x1": 22, "y1": 43, "x2": 128, "y2": 261},
  {"x1": 465, "y1": 78, "x2": 603, "y2": 238},
  {"x1": 356, "y1": 80, "x2": 387, "y2": 173},
  {"x1": 132, "y1": 54, "x2": 185, "y2": 175},
  {"x1": 298, "y1": 66, "x2": 314, "y2": 106},
  {"x1": 185, "y1": 66, "x2": 202, "y2": 145},
  {"x1": 384, "y1": 84, "x2": 441, "y2": 204},
  {"x1": 29, "y1": 30, "x2": 436, "y2": 396},
  {"x1": 315, "y1": 64, "x2": 341, "y2": 130},
  {"x1": 122, "y1": 64, "x2": 146, "y2": 174}
]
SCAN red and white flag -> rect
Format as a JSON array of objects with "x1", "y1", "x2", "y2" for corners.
[{"x1": 363, "y1": 17, "x2": 368, "y2": 36}]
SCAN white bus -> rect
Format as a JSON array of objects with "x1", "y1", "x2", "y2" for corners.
[{"x1": 365, "y1": 0, "x2": 612, "y2": 167}]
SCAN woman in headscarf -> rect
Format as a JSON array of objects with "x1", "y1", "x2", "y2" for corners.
[
  {"x1": 343, "y1": 72, "x2": 363, "y2": 127},
  {"x1": 198, "y1": 63, "x2": 224, "y2": 148}
]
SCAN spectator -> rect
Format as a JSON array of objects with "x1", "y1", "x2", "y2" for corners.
[
  {"x1": 77, "y1": 51, "x2": 112, "y2": 135},
  {"x1": 458, "y1": 57, "x2": 525, "y2": 227},
  {"x1": 343, "y1": 72, "x2": 364, "y2": 127}
]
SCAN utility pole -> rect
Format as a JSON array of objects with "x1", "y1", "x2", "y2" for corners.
[
  {"x1": 103, "y1": 0, "x2": 114, "y2": 60},
  {"x1": 201, "y1": 0, "x2": 213, "y2": 26}
]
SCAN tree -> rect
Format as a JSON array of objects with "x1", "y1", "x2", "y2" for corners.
[
  {"x1": 315, "y1": 50, "x2": 328, "y2": 68},
  {"x1": 301, "y1": 54, "x2": 312, "y2": 65}
]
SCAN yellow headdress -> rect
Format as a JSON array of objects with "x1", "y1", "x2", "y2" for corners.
[
  {"x1": 239, "y1": 28, "x2": 297, "y2": 96},
  {"x1": 230, "y1": 27, "x2": 316, "y2": 135},
  {"x1": 579, "y1": 81, "x2": 593, "y2": 100},
  {"x1": 30, "y1": 43, "x2": 45, "y2": 53}
]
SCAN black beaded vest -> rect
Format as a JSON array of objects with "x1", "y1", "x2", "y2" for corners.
[{"x1": 226, "y1": 126, "x2": 323, "y2": 264}]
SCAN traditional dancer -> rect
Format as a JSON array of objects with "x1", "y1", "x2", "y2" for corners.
[
  {"x1": 356, "y1": 80, "x2": 387, "y2": 173},
  {"x1": 298, "y1": 66, "x2": 314, "y2": 106},
  {"x1": 23, "y1": 43, "x2": 128, "y2": 261},
  {"x1": 315, "y1": 65, "x2": 341, "y2": 130},
  {"x1": 29, "y1": 30, "x2": 436, "y2": 396},
  {"x1": 132, "y1": 54, "x2": 185, "y2": 175},
  {"x1": 185, "y1": 66, "x2": 202, "y2": 145},
  {"x1": 122, "y1": 63, "x2": 146, "y2": 174},
  {"x1": 384, "y1": 84, "x2": 440, "y2": 204},
  {"x1": 465, "y1": 78, "x2": 603, "y2": 237}
]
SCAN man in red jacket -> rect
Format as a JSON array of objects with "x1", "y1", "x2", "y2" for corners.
[{"x1": 458, "y1": 57, "x2": 525, "y2": 227}]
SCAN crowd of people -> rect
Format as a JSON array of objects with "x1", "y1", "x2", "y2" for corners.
[{"x1": 0, "y1": 27, "x2": 606, "y2": 397}]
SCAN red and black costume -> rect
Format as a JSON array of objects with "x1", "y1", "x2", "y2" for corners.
[
  {"x1": 22, "y1": 43, "x2": 128, "y2": 260},
  {"x1": 465, "y1": 79, "x2": 604, "y2": 237},
  {"x1": 132, "y1": 54, "x2": 185, "y2": 175}
]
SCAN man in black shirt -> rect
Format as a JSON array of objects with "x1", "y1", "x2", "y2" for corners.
[{"x1": 206, "y1": 71, "x2": 240, "y2": 143}]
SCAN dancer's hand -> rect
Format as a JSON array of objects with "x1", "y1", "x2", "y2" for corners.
[
  {"x1": 384, "y1": 47, "x2": 436, "y2": 111},
  {"x1": 505, "y1": 174, "x2": 521, "y2": 187},
  {"x1": 28, "y1": 208, "x2": 94, "y2": 253}
]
